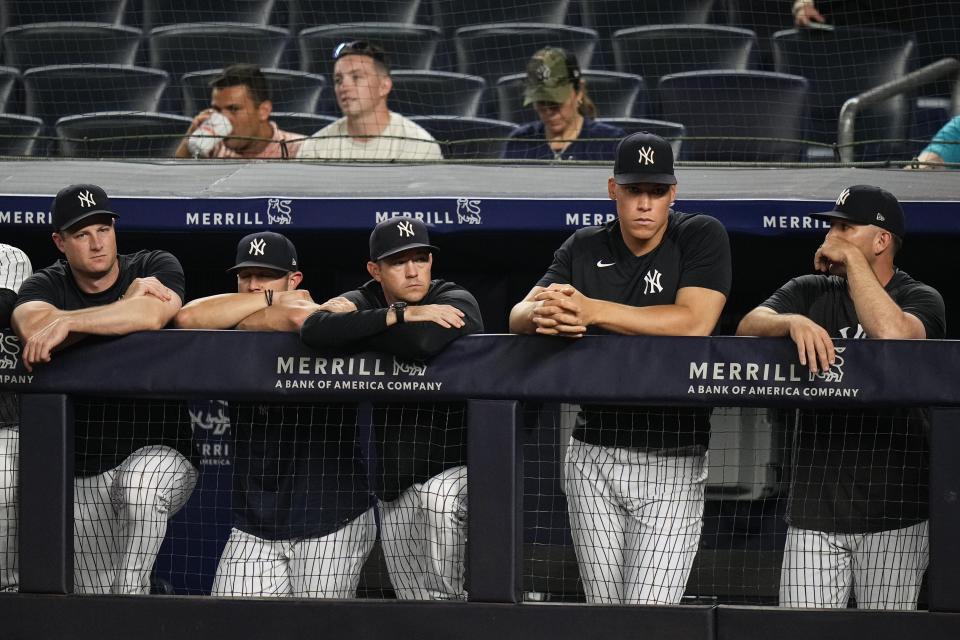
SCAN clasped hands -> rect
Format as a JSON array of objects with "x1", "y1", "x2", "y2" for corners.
[{"x1": 530, "y1": 284, "x2": 592, "y2": 338}]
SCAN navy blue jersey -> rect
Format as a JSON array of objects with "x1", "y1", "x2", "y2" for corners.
[
  {"x1": 502, "y1": 118, "x2": 624, "y2": 161},
  {"x1": 229, "y1": 402, "x2": 373, "y2": 540}
]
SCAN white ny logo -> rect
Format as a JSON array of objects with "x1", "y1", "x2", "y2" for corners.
[
  {"x1": 397, "y1": 220, "x2": 414, "y2": 238},
  {"x1": 249, "y1": 238, "x2": 266, "y2": 256},
  {"x1": 643, "y1": 268, "x2": 663, "y2": 295},
  {"x1": 77, "y1": 189, "x2": 96, "y2": 208},
  {"x1": 836, "y1": 188, "x2": 851, "y2": 206},
  {"x1": 638, "y1": 146, "x2": 655, "y2": 165}
]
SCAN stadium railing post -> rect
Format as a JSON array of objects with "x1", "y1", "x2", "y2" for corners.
[
  {"x1": 467, "y1": 399, "x2": 522, "y2": 603},
  {"x1": 19, "y1": 393, "x2": 74, "y2": 594},
  {"x1": 928, "y1": 406, "x2": 960, "y2": 612}
]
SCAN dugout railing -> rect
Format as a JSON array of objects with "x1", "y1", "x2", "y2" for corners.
[{"x1": 2, "y1": 331, "x2": 960, "y2": 640}]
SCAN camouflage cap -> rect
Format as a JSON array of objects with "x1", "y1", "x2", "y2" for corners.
[{"x1": 522, "y1": 47, "x2": 581, "y2": 106}]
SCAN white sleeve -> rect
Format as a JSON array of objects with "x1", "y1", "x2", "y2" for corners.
[{"x1": 0, "y1": 244, "x2": 32, "y2": 293}]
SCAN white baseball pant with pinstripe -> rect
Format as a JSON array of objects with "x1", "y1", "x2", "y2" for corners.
[
  {"x1": 779, "y1": 522, "x2": 928, "y2": 609},
  {"x1": 563, "y1": 437, "x2": 707, "y2": 604},
  {"x1": 211, "y1": 507, "x2": 376, "y2": 598},
  {"x1": 379, "y1": 464, "x2": 468, "y2": 600}
]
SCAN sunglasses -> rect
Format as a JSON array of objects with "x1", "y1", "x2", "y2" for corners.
[{"x1": 333, "y1": 40, "x2": 386, "y2": 63}]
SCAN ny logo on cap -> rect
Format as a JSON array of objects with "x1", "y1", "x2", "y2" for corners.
[
  {"x1": 535, "y1": 62, "x2": 551, "y2": 81},
  {"x1": 638, "y1": 147, "x2": 655, "y2": 166},
  {"x1": 249, "y1": 238, "x2": 266, "y2": 256},
  {"x1": 397, "y1": 220, "x2": 414, "y2": 238},
  {"x1": 77, "y1": 189, "x2": 96, "y2": 208},
  {"x1": 836, "y1": 188, "x2": 851, "y2": 207}
]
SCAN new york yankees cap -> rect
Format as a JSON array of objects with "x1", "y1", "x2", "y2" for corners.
[
  {"x1": 228, "y1": 231, "x2": 299, "y2": 274},
  {"x1": 523, "y1": 46, "x2": 581, "y2": 106},
  {"x1": 369, "y1": 217, "x2": 438, "y2": 261},
  {"x1": 613, "y1": 131, "x2": 676, "y2": 185},
  {"x1": 810, "y1": 185, "x2": 905, "y2": 238},
  {"x1": 51, "y1": 183, "x2": 119, "y2": 231}
]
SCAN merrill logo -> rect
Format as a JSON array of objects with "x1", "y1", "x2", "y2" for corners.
[
  {"x1": 267, "y1": 198, "x2": 293, "y2": 225},
  {"x1": 393, "y1": 358, "x2": 427, "y2": 377},
  {"x1": 0, "y1": 333, "x2": 20, "y2": 370},
  {"x1": 456, "y1": 198, "x2": 483, "y2": 224},
  {"x1": 809, "y1": 346, "x2": 845, "y2": 383},
  {"x1": 188, "y1": 400, "x2": 231, "y2": 436}
]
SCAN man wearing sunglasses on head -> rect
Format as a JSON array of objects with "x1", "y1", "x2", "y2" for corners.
[
  {"x1": 298, "y1": 41, "x2": 442, "y2": 161},
  {"x1": 509, "y1": 132, "x2": 731, "y2": 605}
]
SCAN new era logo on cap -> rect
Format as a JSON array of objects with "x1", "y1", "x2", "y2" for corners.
[
  {"x1": 228, "y1": 231, "x2": 298, "y2": 274},
  {"x1": 614, "y1": 132, "x2": 676, "y2": 185},
  {"x1": 811, "y1": 185, "x2": 906, "y2": 238}
]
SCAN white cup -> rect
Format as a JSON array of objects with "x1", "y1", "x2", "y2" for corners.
[{"x1": 187, "y1": 111, "x2": 233, "y2": 158}]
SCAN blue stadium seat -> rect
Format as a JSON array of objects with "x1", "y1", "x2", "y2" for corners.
[
  {"x1": 288, "y1": 0, "x2": 424, "y2": 34},
  {"x1": 772, "y1": 27, "x2": 916, "y2": 161},
  {"x1": 148, "y1": 23, "x2": 290, "y2": 80},
  {"x1": 431, "y1": 0, "x2": 571, "y2": 32},
  {"x1": 496, "y1": 70, "x2": 646, "y2": 124},
  {"x1": 56, "y1": 111, "x2": 192, "y2": 157},
  {"x1": 408, "y1": 115, "x2": 517, "y2": 159},
  {"x1": 23, "y1": 64, "x2": 169, "y2": 125},
  {"x1": 298, "y1": 23, "x2": 442, "y2": 78},
  {"x1": 596, "y1": 117, "x2": 685, "y2": 157},
  {"x1": 2, "y1": 22, "x2": 141, "y2": 70},
  {"x1": 270, "y1": 112, "x2": 336, "y2": 136},
  {"x1": 454, "y1": 23, "x2": 598, "y2": 85},
  {"x1": 0, "y1": 114, "x2": 43, "y2": 155},
  {"x1": 0, "y1": 66, "x2": 20, "y2": 112},
  {"x1": 389, "y1": 71, "x2": 486, "y2": 117},
  {"x1": 181, "y1": 68, "x2": 325, "y2": 116},
  {"x1": 657, "y1": 70, "x2": 808, "y2": 162},
  {"x1": 2, "y1": 0, "x2": 127, "y2": 27},
  {"x1": 141, "y1": 0, "x2": 276, "y2": 31}
]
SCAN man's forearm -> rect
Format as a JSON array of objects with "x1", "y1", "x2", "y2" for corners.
[
  {"x1": 300, "y1": 309, "x2": 389, "y2": 348},
  {"x1": 508, "y1": 301, "x2": 539, "y2": 334},
  {"x1": 60, "y1": 296, "x2": 180, "y2": 335},
  {"x1": 844, "y1": 260, "x2": 922, "y2": 338},
  {"x1": 587, "y1": 293, "x2": 724, "y2": 337},
  {"x1": 735, "y1": 308, "x2": 794, "y2": 337},
  {"x1": 175, "y1": 292, "x2": 269, "y2": 329}
]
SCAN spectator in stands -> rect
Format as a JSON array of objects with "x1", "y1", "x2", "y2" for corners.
[
  {"x1": 175, "y1": 64, "x2": 302, "y2": 159},
  {"x1": 0, "y1": 244, "x2": 31, "y2": 591},
  {"x1": 737, "y1": 185, "x2": 944, "y2": 609},
  {"x1": 297, "y1": 41, "x2": 442, "y2": 161},
  {"x1": 174, "y1": 231, "x2": 376, "y2": 598},
  {"x1": 299, "y1": 217, "x2": 483, "y2": 600},
  {"x1": 509, "y1": 132, "x2": 731, "y2": 604},
  {"x1": 10, "y1": 184, "x2": 197, "y2": 594},
  {"x1": 913, "y1": 115, "x2": 960, "y2": 169},
  {"x1": 502, "y1": 47, "x2": 624, "y2": 161}
]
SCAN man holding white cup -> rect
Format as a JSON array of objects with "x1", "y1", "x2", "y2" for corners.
[{"x1": 175, "y1": 64, "x2": 303, "y2": 159}]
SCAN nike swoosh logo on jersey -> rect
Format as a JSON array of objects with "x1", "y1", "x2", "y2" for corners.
[{"x1": 596, "y1": 260, "x2": 616, "y2": 268}]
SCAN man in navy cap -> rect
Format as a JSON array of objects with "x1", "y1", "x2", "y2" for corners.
[
  {"x1": 510, "y1": 132, "x2": 732, "y2": 604},
  {"x1": 175, "y1": 231, "x2": 376, "y2": 598},
  {"x1": 300, "y1": 217, "x2": 483, "y2": 600},
  {"x1": 10, "y1": 183, "x2": 197, "y2": 594},
  {"x1": 737, "y1": 185, "x2": 944, "y2": 609}
]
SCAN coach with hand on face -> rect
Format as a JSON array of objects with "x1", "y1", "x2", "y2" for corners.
[{"x1": 300, "y1": 218, "x2": 483, "y2": 600}]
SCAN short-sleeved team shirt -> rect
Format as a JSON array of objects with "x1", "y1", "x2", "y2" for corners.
[
  {"x1": 297, "y1": 112, "x2": 442, "y2": 161},
  {"x1": 538, "y1": 211, "x2": 732, "y2": 449},
  {"x1": 922, "y1": 115, "x2": 960, "y2": 164},
  {"x1": 501, "y1": 118, "x2": 625, "y2": 161},
  {"x1": 15, "y1": 250, "x2": 195, "y2": 476},
  {"x1": 762, "y1": 270, "x2": 946, "y2": 533}
]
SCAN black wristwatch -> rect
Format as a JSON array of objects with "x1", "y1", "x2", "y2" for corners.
[{"x1": 390, "y1": 301, "x2": 407, "y2": 323}]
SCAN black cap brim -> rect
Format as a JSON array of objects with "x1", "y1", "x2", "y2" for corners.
[
  {"x1": 226, "y1": 261, "x2": 292, "y2": 275},
  {"x1": 614, "y1": 173, "x2": 677, "y2": 185},
  {"x1": 58, "y1": 210, "x2": 118, "y2": 232},
  {"x1": 372, "y1": 242, "x2": 439, "y2": 262}
]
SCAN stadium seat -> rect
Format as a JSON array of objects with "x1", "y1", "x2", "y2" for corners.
[
  {"x1": 389, "y1": 71, "x2": 486, "y2": 117},
  {"x1": 657, "y1": 70, "x2": 808, "y2": 162},
  {"x1": 772, "y1": 27, "x2": 916, "y2": 161},
  {"x1": 148, "y1": 23, "x2": 290, "y2": 80},
  {"x1": 181, "y1": 68, "x2": 325, "y2": 116},
  {"x1": 56, "y1": 111, "x2": 192, "y2": 157},
  {"x1": 298, "y1": 23, "x2": 442, "y2": 79},
  {"x1": 596, "y1": 117, "x2": 685, "y2": 157},
  {"x1": 2, "y1": 22, "x2": 141, "y2": 70},
  {"x1": 408, "y1": 115, "x2": 517, "y2": 159},
  {"x1": 0, "y1": 66, "x2": 20, "y2": 112},
  {"x1": 580, "y1": 0, "x2": 725, "y2": 37},
  {"x1": 496, "y1": 70, "x2": 646, "y2": 124},
  {"x1": 611, "y1": 25, "x2": 756, "y2": 87},
  {"x1": 431, "y1": 0, "x2": 571, "y2": 32},
  {"x1": 454, "y1": 23, "x2": 598, "y2": 85},
  {"x1": 2, "y1": 0, "x2": 127, "y2": 27},
  {"x1": 269, "y1": 112, "x2": 336, "y2": 137},
  {"x1": 0, "y1": 114, "x2": 43, "y2": 155},
  {"x1": 141, "y1": 0, "x2": 276, "y2": 30},
  {"x1": 288, "y1": 0, "x2": 423, "y2": 34},
  {"x1": 23, "y1": 64, "x2": 169, "y2": 125}
]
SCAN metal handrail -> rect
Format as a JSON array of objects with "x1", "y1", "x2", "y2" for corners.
[{"x1": 838, "y1": 57, "x2": 960, "y2": 163}]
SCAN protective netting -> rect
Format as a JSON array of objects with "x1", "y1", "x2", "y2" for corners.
[{"x1": 0, "y1": 0, "x2": 955, "y2": 163}]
